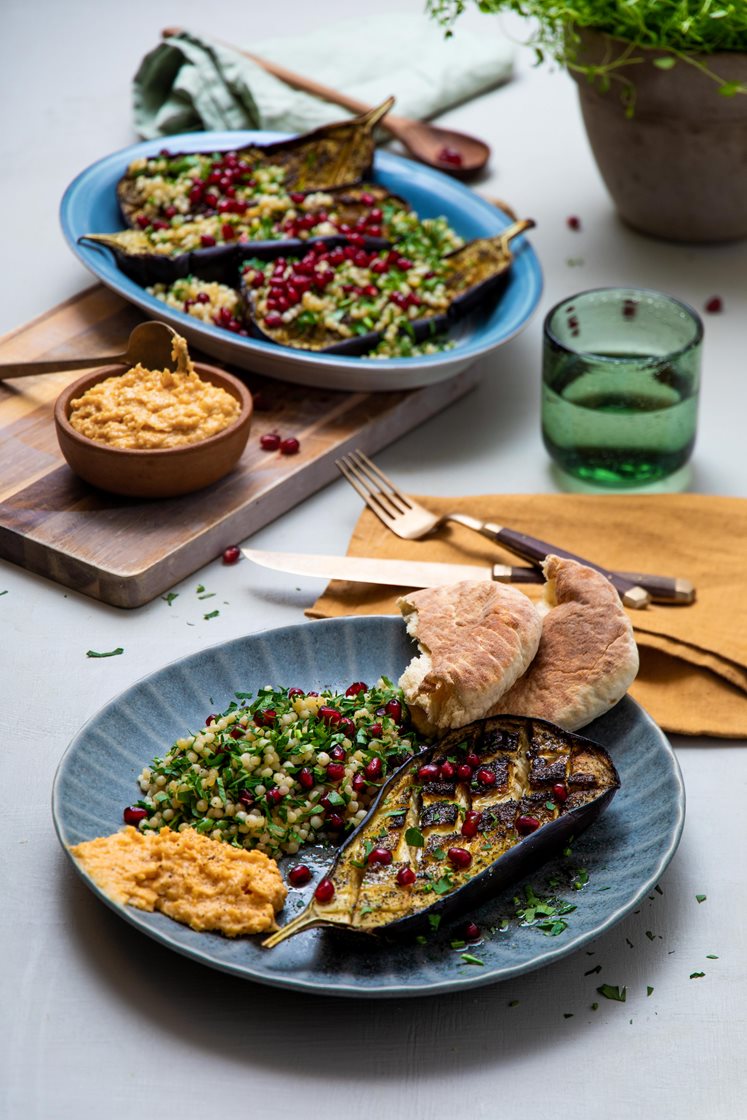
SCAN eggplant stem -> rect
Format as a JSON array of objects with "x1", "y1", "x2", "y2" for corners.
[
  {"x1": 358, "y1": 97, "x2": 396, "y2": 133},
  {"x1": 497, "y1": 218, "x2": 535, "y2": 250},
  {"x1": 262, "y1": 911, "x2": 328, "y2": 949}
]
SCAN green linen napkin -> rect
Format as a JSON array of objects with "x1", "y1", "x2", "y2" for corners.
[{"x1": 133, "y1": 17, "x2": 513, "y2": 138}]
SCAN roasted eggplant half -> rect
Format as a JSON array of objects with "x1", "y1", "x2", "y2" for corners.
[
  {"x1": 116, "y1": 99, "x2": 394, "y2": 227},
  {"x1": 263, "y1": 714, "x2": 619, "y2": 947},
  {"x1": 245, "y1": 218, "x2": 534, "y2": 357},
  {"x1": 79, "y1": 184, "x2": 404, "y2": 287}
]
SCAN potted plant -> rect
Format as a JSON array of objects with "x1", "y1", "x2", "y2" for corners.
[{"x1": 427, "y1": 1, "x2": 747, "y2": 242}]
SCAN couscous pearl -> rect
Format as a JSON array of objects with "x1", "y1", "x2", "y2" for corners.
[
  {"x1": 310, "y1": 815, "x2": 323, "y2": 830},
  {"x1": 196, "y1": 799, "x2": 208, "y2": 813}
]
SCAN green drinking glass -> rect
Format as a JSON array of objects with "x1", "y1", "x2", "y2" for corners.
[{"x1": 541, "y1": 287, "x2": 703, "y2": 487}]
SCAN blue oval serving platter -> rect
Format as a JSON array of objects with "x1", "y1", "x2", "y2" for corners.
[
  {"x1": 60, "y1": 132, "x2": 542, "y2": 391},
  {"x1": 52, "y1": 615, "x2": 685, "y2": 999}
]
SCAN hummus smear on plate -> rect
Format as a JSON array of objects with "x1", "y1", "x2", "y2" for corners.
[
  {"x1": 67, "y1": 334, "x2": 240, "y2": 450},
  {"x1": 70, "y1": 826, "x2": 286, "y2": 936}
]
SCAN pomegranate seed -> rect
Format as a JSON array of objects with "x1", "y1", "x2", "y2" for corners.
[
  {"x1": 298, "y1": 767, "x2": 315, "y2": 790},
  {"x1": 461, "y1": 810, "x2": 482, "y2": 838},
  {"x1": 457, "y1": 764, "x2": 472, "y2": 781},
  {"x1": 264, "y1": 313, "x2": 283, "y2": 329},
  {"x1": 466, "y1": 753, "x2": 481, "y2": 769},
  {"x1": 229, "y1": 726, "x2": 244, "y2": 740},
  {"x1": 368, "y1": 723, "x2": 383, "y2": 740},
  {"x1": 367, "y1": 847, "x2": 393, "y2": 865},
  {"x1": 200, "y1": 234, "x2": 216, "y2": 248},
  {"x1": 339, "y1": 717, "x2": 356, "y2": 738},
  {"x1": 164, "y1": 205, "x2": 177, "y2": 219},
  {"x1": 288, "y1": 865, "x2": 312, "y2": 887},
  {"x1": 280, "y1": 437, "x2": 300, "y2": 455},
  {"x1": 266, "y1": 787, "x2": 283, "y2": 805},
  {"x1": 123, "y1": 806, "x2": 147, "y2": 825},
  {"x1": 385, "y1": 698, "x2": 402, "y2": 722},
  {"x1": 440, "y1": 761, "x2": 456, "y2": 780},
  {"x1": 705, "y1": 296, "x2": 723, "y2": 313},
  {"x1": 516, "y1": 815, "x2": 541, "y2": 835},
  {"x1": 396, "y1": 866, "x2": 417, "y2": 887},
  {"x1": 352, "y1": 772, "x2": 366, "y2": 793},
  {"x1": 222, "y1": 545, "x2": 240, "y2": 565},
  {"x1": 319, "y1": 706, "x2": 341, "y2": 725},
  {"x1": 418, "y1": 763, "x2": 440, "y2": 782},
  {"x1": 463, "y1": 921, "x2": 481, "y2": 942},
  {"x1": 567, "y1": 215, "x2": 581, "y2": 230},
  {"x1": 447, "y1": 847, "x2": 472, "y2": 870},
  {"x1": 326, "y1": 762, "x2": 345, "y2": 782},
  {"x1": 238, "y1": 789, "x2": 254, "y2": 808},
  {"x1": 329, "y1": 744, "x2": 346, "y2": 761},
  {"x1": 476, "y1": 767, "x2": 496, "y2": 785},
  {"x1": 135, "y1": 214, "x2": 150, "y2": 229},
  {"x1": 255, "y1": 708, "x2": 276, "y2": 727},
  {"x1": 195, "y1": 291, "x2": 210, "y2": 304},
  {"x1": 437, "y1": 145, "x2": 464, "y2": 167},
  {"x1": 364, "y1": 756, "x2": 383, "y2": 780},
  {"x1": 205, "y1": 714, "x2": 217, "y2": 725},
  {"x1": 314, "y1": 877, "x2": 335, "y2": 903},
  {"x1": 326, "y1": 813, "x2": 345, "y2": 830},
  {"x1": 260, "y1": 432, "x2": 281, "y2": 451},
  {"x1": 288, "y1": 686, "x2": 304, "y2": 698},
  {"x1": 552, "y1": 783, "x2": 568, "y2": 802}
]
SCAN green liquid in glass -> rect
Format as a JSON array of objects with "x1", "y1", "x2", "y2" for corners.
[{"x1": 541, "y1": 352, "x2": 699, "y2": 486}]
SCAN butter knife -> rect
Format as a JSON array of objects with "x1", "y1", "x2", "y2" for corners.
[{"x1": 242, "y1": 549, "x2": 695, "y2": 604}]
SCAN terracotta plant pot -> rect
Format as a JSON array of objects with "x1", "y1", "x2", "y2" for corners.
[{"x1": 569, "y1": 28, "x2": 747, "y2": 242}]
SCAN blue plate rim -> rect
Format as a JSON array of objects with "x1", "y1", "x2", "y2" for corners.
[
  {"x1": 59, "y1": 130, "x2": 543, "y2": 373},
  {"x1": 52, "y1": 615, "x2": 685, "y2": 999}
]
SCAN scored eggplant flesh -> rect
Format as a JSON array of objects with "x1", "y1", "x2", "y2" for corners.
[
  {"x1": 117, "y1": 99, "x2": 394, "y2": 227},
  {"x1": 262, "y1": 714, "x2": 619, "y2": 947},
  {"x1": 248, "y1": 218, "x2": 535, "y2": 356}
]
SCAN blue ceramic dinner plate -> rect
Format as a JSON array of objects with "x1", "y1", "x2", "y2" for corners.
[
  {"x1": 59, "y1": 132, "x2": 542, "y2": 391},
  {"x1": 52, "y1": 616, "x2": 685, "y2": 999}
]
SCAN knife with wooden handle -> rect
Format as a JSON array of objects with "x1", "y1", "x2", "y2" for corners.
[{"x1": 242, "y1": 549, "x2": 695, "y2": 604}]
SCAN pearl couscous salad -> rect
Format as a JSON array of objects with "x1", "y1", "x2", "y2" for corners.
[{"x1": 127, "y1": 680, "x2": 429, "y2": 859}]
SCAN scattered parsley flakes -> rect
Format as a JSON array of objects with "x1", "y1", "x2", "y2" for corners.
[
  {"x1": 203, "y1": 610, "x2": 220, "y2": 620},
  {"x1": 706, "y1": 954, "x2": 719, "y2": 960},
  {"x1": 597, "y1": 984, "x2": 627, "y2": 1002},
  {"x1": 427, "y1": 913, "x2": 441, "y2": 932},
  {"x1": 545, "y1": 800, "x2": 556, "y2": 811},
  {"x1": 460, "y1": 953, "x2": 484, "y2": 966},
  {"x1": 566, "y1": 257, "x2": 585, "y2": 266},
  {"x1": 86, "y1": 647, "x2": 124, "y2": 658},
  {"x1": 405, "y1": 827, "x2": 425, "y2": 848},
  {"x1": 584, "y1": 964, "x2": 602, "y2": 976},
  {"x1": 508, "y1": 1000, "x2": 519, "y2": 1007},
  {"x1": 563, "y1": 1013, "x2": 573, "y2": 1019},
  {"x1": 433, "y1": 874, "x2": 454, "y2": 896},
  {"x1": 450, "y1": 939, "x2": 466, "y2": 950},
  {"x1": 690, "y1": 971, "x2": 705, "y2": 980},
  {"x1": 645, "y1": 930, "x2": 656, "y2": 941},
  {"x1": 0, "y1": 590, "x2": 7, "y2": 597},
  {"x1": 590, "y1": 1002, "x2": 599, "y2": 1011},
  {"x1": 626, "y1": 938, "x2": 634, "y2": 949},
  {"x1": 655, "y1": 885, "x2": 663, "y2": 895},
  {"x1": 415, "y1": 935, "x2": 428, "y2": 946},
  {"x1": 196, "y1": 584, "x2": 205, "y2": 593},
  {"x1": 696, "y1": 894, "x2": 707, "y2": 903},
  {"x1": 198, "y1": 592, "x2": 216, "y2": 601},
  {"x1": 572, "y1": 868, "x2": 590, "y2": 890},
  {"x1": 647, "y1": 986, "x2": 654, "y2": 997},
  {"x1": 161, "y1": 592, "x2": 178, "y2": 606}
]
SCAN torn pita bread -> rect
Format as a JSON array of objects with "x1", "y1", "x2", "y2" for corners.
[
  {"x1": 398, "y1": 580, "x2": 543, "y2": 733},
  {"x1": 489, "y1": 554, "x2": 639, "y2": 730}
]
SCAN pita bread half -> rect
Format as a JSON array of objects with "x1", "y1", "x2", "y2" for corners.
[
  {"x1": 490, "y1": 555, "x2": 639, "y2": 730},
  {"x1": 398, "y1": 580, "x2": 543, "y2": 734}
]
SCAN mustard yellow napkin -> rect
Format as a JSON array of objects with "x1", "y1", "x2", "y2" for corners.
[{"x1": 308, "y1": 494, "x2": 747, "y2": 739}]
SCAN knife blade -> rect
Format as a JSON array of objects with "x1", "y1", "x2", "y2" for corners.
[{"x1": 242, "y1": 549, "x2": 695, "y2": 604}]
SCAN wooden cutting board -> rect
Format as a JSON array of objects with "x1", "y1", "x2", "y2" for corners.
[{"x1": 0, "y1": 286, "x2": 479, "y2": 608}]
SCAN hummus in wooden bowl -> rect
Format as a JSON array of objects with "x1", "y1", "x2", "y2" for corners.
[{"x1": 54, "y1": 339, "x2": 252, "y2": 498}]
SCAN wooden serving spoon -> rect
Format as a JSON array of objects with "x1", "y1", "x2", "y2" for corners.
[
  {"x1": 0, "y1": 322, "x2": 180, "y2": 380},
  {"x1": 161, "y1": 28, "x2": 491, "y2": 177}
]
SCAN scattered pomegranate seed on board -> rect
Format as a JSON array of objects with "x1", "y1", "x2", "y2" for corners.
[
  {"x1": 704, "y1": 296, "x2": 723, "y2": 313},
  {"x1": 222, "y1": 546, "x2": 240, "y2": 565},
  {"x1": 567, "y1": 215, "x2": 581, "y2": 230}
]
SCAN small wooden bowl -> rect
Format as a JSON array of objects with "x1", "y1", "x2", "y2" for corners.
[{"x1": 54, "y1": 362, "x2": 253, "y2": 498}]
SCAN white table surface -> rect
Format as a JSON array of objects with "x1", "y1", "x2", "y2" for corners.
[{"x1": 2, "y1": 2, "x2": 745, "y2": 1117}]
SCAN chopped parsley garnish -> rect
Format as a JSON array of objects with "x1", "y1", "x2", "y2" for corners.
[
  {"x1": 460, "y1": 953, "x2": 484, "y2": 966},
  {"x1": 203, "y1": 610, "x2": 220, "y2": 620},
  {"x1": 86, "y1": 647, "x2": 124, "y2": 658},
  {"x1": 706, "y1": 954, "x2": 719, "y2": 960},
  {"x1": 427, "y1": 914, "x2": 441, "y2": 932},
  {"x1": 689, "y1": 972, "x2": 705, "y2": 979},
  {"x1": 696, "y1": 894, "x2": 707, "y2": 903},
  {"x1": 405, "y1": 827, "x2": 425, "y2": 848},
  {"x1": 584, "y1": 964, "x2": 602, "y2": 976},
  {"x1": 647, "y1": 986, "x2": 654, "y2": 997},
  {"x1": 597, "y1": 984, "x2": 627, "y2": 1002},
  {"x1": 162, "y1": 592, "x2": 179, "y2": 606}
]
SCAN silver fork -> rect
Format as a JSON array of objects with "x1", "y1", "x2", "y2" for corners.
[{"x1": 336, "y1": 449, "x2": 660, "y2": 610}]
